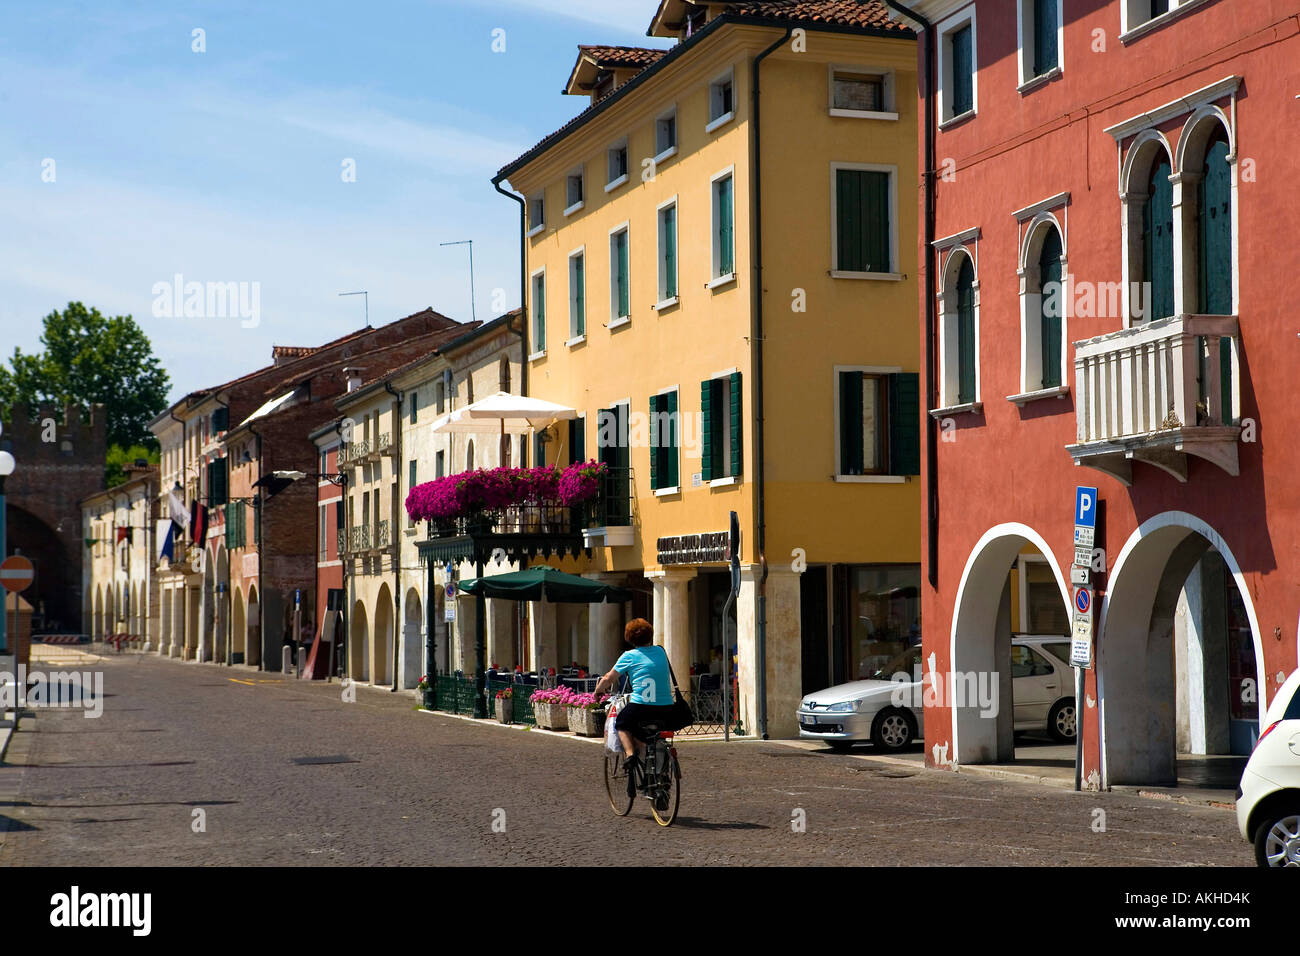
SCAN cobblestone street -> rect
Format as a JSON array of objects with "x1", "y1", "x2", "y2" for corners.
[{"x1": 0, "y1": 650, "x2": 1252, "y2": 867}]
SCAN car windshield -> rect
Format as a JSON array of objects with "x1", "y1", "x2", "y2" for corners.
[{"x1": 867, "y1": 646, "x2": 922, "y2": 682}]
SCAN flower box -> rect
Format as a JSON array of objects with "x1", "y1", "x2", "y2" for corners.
[
  {"x1": 533, "y1": 701, "x2": 569, "y2": 730},
  {"x1": 567, "y1": 706, "x2": 607, "y2": 737},
  {"x1": 495, "y1": 697, "x2": 513, "y2": 724}
]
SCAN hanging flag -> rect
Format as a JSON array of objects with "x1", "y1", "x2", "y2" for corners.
[
  {"x1": 159, "y1": 521, "x2": 177, "y2": 564},
  {"x1": 116, "y1": 527, "x2": 133, "y2": 544},
  {"x1": 192, "y1": 503, "x2": 208, "y2": 544},
  {"x1": 169, "y1": 488, "x2": 189, "y2": 528}
]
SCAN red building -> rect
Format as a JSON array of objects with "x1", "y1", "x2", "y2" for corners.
[{"x1": 895, "y1": 0, "x2": 1299, "y2": 787}]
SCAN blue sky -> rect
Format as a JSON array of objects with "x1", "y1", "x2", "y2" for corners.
[{"x1": 0, "y1": 1, "x2": 671, "y2": 402}]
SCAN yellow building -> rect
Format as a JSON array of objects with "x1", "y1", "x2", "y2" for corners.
[{"x1": 494, "y1": 0, "x2": 920, "y2": 737}]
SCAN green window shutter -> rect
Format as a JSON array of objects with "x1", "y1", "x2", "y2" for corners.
[
  {"x1": 664, "y1": 209, "x2": 677, "y2": 299},
  {"x1": 889, "y1": 373, "x2": 921, "y2": 476},
  {"x1": 839, "y1": 371, "x2": 864, "y2": 475},
  {"x1": 534, "y1": 432, "x2": 546, "y2": 469},
  {"x1": 728, "y1": 372, "x2": 742, "y2": 478},
  {"x1": 409, "y1": 460, "x2": 417, "y2": 491},
  {"x1": 1198, "y1": 136, "x2": 1232, "y2": 316},
  {"x1": 700, "y1": 380, "x2": 714, "y2": 482},
  {"x1": 1039, "y1": 228, "x2": 1063, "y2": 388},
  {"x1": 956, "y1": 257, "x2": 977, "y2": 403},
  {"x1": 574, "y1": 257, "x2": 585, "y2": 336},
  {"x1": 1034, "y1": 0, "x2": 1058, "y2": 76},
  {"x1": 718, "y1": 177, "x2": 734, "y2": 277},
  {"x1": 648, "y1": 394, "x2": 661, "y2": 491},
  {"x1": 569, "y1": 417, "x2": 585, "y2": 465},
  {"x1": 951, "y1": 25, "x2": 973, "y2": 115},
  {"x1": 212, "y1": 407, "x2": 228, "y2": 432},
  {"x1": 253, "y1": 497, "x2": 261, "y2": 545},
  {"x1": 836, "y1": 170, "x2": 889, "y2": 273},
  {"x1": 666, "y1": 391, "x2": 679, "y2": 488},
  {"x1": 617, "y1": 232, "x2": 630, "y2": 317},
  {"x1": 210, "y1": 459, "x2": 228, "y2": 506},
  {"x1": 1143, "y1": 158, "x2": 1175, "y2": 321}
]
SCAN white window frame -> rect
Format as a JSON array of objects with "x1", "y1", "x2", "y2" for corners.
[
  {"x1": 706, "y1": 67, "x2": 735, "y2": 133},
  {"x1": 1013, "y1": 210, "x2": 1071, "y2": 403},
  {"x1": 934, "y1": 243, "x2": 983, "y2": 414},
  {"x1": 829, "y1": 161, "x2": 901, "y2": 281},
  {"x1": 567, "y1": 246, "x2": 586, "y2": 345},
  {"x1": 1120, "y1": 0, "x2": 1213, "y2": 43},
  {"x1": 827, "y1": 64, "x2": 898, "y2": 120},
  {"x1": 651, "y1": 384, "x2": 681, "y2": 497},
  {"x1": 605, "y1": 138, "x2": 629, "y2": 192},
  {"x1": 656, "y1": 196, "x2": 679, "y2": 310},
  {"x1": 527, "y1": 190, "x2": 545, "y2": 237},
  {"x1": 608, "y1": 221, "x2": 631, "y2": 328},
  {"x1": 1016, "y1": 0, "x2": 1063, "y2": 92},
  {"x1": 564, "y1": 167, "x2": 585, "y2": 216},
  {"x1": 705, "y1": 368, "x2": 740, "y2": 485},
  {"x1": 529, "y1": 266, "x2": 547, "y2": 359},
  {"x1": 709, "y1": 166, "x2": 737, "y2": 289},
  {"x1": 936, "y1": 6, "x2": 977, "y2": 128},
  {"x1": 654, "y1": 106, "x2": 678, "y2": 163},
  {"x1": 831, "y1": 365, "x2": 906, "y2": 483}
]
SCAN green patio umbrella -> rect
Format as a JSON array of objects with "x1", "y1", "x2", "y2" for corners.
[{"x1": 457, "y1": 566, "x2": 633, "y2": 604}]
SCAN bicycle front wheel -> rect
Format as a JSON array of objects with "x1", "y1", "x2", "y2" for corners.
[
  {"x1": 650, "y1": 750, "x2": 680, "y2": 827},
  {"x1": 604, "y1": 752, "x2": 634, "y2": 816}
]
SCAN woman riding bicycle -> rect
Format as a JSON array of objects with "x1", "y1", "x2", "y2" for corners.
[{"x1": 593, "y1": 618, "x2": 673, "y2": 797}]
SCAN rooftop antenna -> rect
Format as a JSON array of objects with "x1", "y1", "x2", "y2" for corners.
[
  {"x1": 339, "y1": 290, "x2": 369, "y2": 327},
  {"x1": 440, "y1": 240, "x2": 476, "y2": 322}
]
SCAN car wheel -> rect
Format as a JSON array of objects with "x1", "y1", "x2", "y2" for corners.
[
  {"x1": 870, "y1": 708, "x2": 915, "y2": 752},
  {"x1": 1253, "y1": 807, "x2": 1300, "y2": 867},
  {"x1": 827, "y1": 741, "x2": 855, "y2": 753},
  {"x1": 1048, "y1": 698, "x2": 1077, "y2": 743}
]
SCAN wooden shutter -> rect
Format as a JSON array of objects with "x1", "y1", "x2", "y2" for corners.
[
  {"x1": 956, "y1": 257, "x2": 977, "y2": 403},
  {"x1": 666, "y1": 390, "x2": 679, "y2": 488},
  {"x1": 664, "y1": 208, "x2": 677, "y2": 298},
  {"x1": 718, "y1": 177, "x2": 734, "y2": 276},
  {"x1": 617, "y1": 232, "x2": 630, "y2": 317},
  {"x1": 836, "y1": 169, "x2": 889, "y2": 273},
  {"x1": 1034, "y1": 0, "x2": 1057, "y2": 76},
  {"x1": 1039, "y1": 228, "x2": 1063, "y2": 388},
  {"x1": 951, "y1": 25, "x2": 973, "y2": 115},
  {"x1": 728, "y1": 372, "x2": 742, "y2": 478},
  {"x1": 569, "y1": 417, "x2": 585, "y2": 465},
  {"x1": 1143, "y1": 158, "x2": 1175, "y2": 321},
  {"x1": 212, "y1": 407, "x2": 229, "y2": 432},
  {"x1": 648, "y1": 394, "x2": 661, "y2": 490},
  {"x1": 839, "y1": 371, "x2": 864, "y2": 475},
  {"x1": 574, "y1": 256, "x2": 585, "y2": 336},
  {"x1": 836, "y1": 170, "x2": 862, "y2": 272},
  {"x1": 700, "y1": 380, "x2": 714, "y2": 482},
  {"x1": 1198, "y1": 136, "x2": 1232, "y2": 316},
  {"x1": 889, "y1": 373, "x2": 921, "y2": 476}
]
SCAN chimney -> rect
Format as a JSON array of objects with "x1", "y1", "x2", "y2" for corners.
[{"x1": 343, "y1": 367, "x2": 364, "y2": 392}]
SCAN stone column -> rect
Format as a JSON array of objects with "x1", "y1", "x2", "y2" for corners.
[
  {"x1": 734, "y1": 565, "x2": 802, "y2": 739},
  {"x1": 584, "y1": 574, "x2": 626, "y2": 675},
  {"x1": 452, "y1": 594, "x2": 476, "y2": 674},
  {"x1": 647, "y1": 569, "x2": 694, "y2": 703},
  {"x1": 529, "y1": 598, "x2": 558, "y2": 675},
  {"x1": 486, "y1": 598, "x2": 515, "y2": 670}
]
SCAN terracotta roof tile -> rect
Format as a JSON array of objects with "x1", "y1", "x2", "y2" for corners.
[
  {"x1": 724, "y1": 0, "x2": 907, "y2": 32},
  {"x1": 577, "y1": 45, "x2": 669, "y2": 69}
]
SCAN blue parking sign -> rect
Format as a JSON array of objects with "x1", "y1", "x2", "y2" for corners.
[{"x1": 1075, "y1": 487, "x2": 1098, "y2": 529}]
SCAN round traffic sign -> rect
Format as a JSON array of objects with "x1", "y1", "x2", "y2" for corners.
[
  {"x1": 1074, "y1": 587, "x2": 1091, "y2": 614},
  {"x1": 0, "y1": 555, "x2": 34, "y2": 593}
]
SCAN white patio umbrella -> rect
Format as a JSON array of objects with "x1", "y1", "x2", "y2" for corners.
[{"x1": 429, "y1": 391, "x2": 578, "y2": 461}]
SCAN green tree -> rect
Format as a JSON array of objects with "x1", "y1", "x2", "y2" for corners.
[
  {"x1": 105, "y1": 443, "x2": 161, "y2": 488},
  {"x1": 0, "y1": 302, "x2": 170, "y2": 449}
]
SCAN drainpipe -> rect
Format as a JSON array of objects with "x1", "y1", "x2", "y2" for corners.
[
  {"x1": 384, "y1": 382, "x2": 402, "y2": 692},
  {"x1": 752, "y1": 25, "x2": 792, "y2": 741},
  {"x1": 883, "y1": 0, "x2": 938, "y2": 588},
  {"x1": 491, "y1": 177, "x2": 528, "y2": 442}
]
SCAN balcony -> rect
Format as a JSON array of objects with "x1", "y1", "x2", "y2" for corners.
[
  {"x1": 1066, "y1": 314, "x2": 1240, "y2": 484},
  {"x1": 340, "y1": 440, "x2": 370, "y2": 466},
  {"x1": 336, "y1": 528, "x2": 346, "y2": 557},
  {"x1": 582, "y1": 466, "x2": 634, "y2": 548},
  {"x1": 349, "y1": 524, "x2": 370, "y2": 553},
  {"x1": 374, "y1": 519, "x2": 391, "y2": 550}
]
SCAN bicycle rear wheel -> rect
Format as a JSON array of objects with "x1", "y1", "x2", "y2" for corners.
[
  {"x1": 650, "y1": 750, "x2": 680, "y2": 827},
  {"x1": 604, "y1": 752, "x2": 634, "y2": 816}
]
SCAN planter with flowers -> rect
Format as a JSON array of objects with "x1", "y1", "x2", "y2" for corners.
[
  {"x1": 405, "y1": 461, "x2": 609, "y2": 532},
  {"x1": 417, "y1": 674, "x2": 434, "y2": 710},
  {"x1": 529, "y1": 687, "x2": 571, "y2": 730},
  {"x1": 494, "y1": 687, "x2": 514, "y2": 724},
  {"x1": 565, "y1": 690, "x2": 610, "y2": 737}
]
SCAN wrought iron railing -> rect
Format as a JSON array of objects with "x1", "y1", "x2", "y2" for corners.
[
  {"x1": 375, "y1": 519, "x2": 391, "y2": 550},
  {"x1": 341, "y1": 440, "x2": 370, "y2": 465},
  {"x1": 349, "y1": 524, "x2": 370, "y2": 552},
  {"x1": 336, "y1": 528, "x2": 346, "y2": 556},
  {"x1": 373, "y1": 432, "x2": 392, "y2": 456},
  {"x1": 589, "y1": 465, "x2": 632, "y2": 527}
]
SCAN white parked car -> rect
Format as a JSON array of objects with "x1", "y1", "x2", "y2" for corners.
[
  {"x1": 797, "y1": 636, "x2": 1077, "y2": 752},
  {"x1": 1236, "y1": 668, "x2": 1300, "y2": 867}
]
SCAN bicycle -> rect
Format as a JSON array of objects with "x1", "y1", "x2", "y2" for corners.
[{"x1": 603, "y1": 718, "x2": 681, "y2": 826}]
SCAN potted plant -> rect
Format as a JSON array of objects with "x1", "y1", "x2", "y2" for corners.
[
  {"x1": 417, "y1": 674, "x2": 434, "y2": 710},
  {"x1": 494, "y1": 686, "x2": 514, "y2": 724},
  {"x1": 528, "y1": 686, "x2": 564, "y2": 730},
  {"x1": 566, "y1": 690, "x2": 609, "y2": 737}
]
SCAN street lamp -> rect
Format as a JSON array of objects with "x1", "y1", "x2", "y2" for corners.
[{"x1": 0, "y1": 445, "x2": 16, "y2": 654}]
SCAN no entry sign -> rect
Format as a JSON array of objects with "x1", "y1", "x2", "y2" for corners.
[{"x1": 0, "y1": 555, "x2": 33, "y2": 593}]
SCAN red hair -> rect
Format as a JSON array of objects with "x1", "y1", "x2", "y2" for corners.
[{"x1": 624, "y1": 618, "x2": 653, "y2": 647}]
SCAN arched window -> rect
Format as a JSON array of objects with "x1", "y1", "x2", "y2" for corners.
[
  {"x1": 1038, "y1": 227, "x2": 1063, "y2": 388},
  {"x1": 955, "y1": 257, "x2": 977, "y2": 403},
  {"x1": 1142, "y1": 155, "x2": 1174, "y2": 321},
  {"x1": 1197, "y1": 128, "x2": 1231, "y2": 315}
]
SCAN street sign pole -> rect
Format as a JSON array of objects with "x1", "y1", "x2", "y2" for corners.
[
  {"x1": 722, "y1": 511, "x2": 740, "y2": 742},
  {"x1": 1071, "y1": 486, "x2": 1099, "y2": 792}
]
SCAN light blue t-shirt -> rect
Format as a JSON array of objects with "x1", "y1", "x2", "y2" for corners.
[{"x1": 614, "y1": 645, "x2": 671, "y2": 705}]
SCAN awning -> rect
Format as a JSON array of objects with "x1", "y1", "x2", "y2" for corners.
[
  {"x1": 237, "y1": 389, "x2": 298, "y2": 430},
  {"x1": 458, "y1": 566, "x2": 631, "y2": 604},
  {"x1": 429, "y1": 391, "x2": 577, "y2": 435}
]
